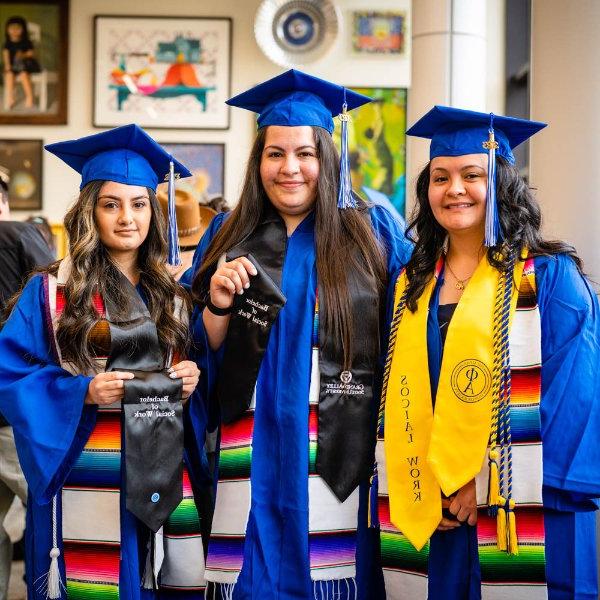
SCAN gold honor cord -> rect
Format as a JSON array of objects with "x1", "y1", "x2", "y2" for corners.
[{"x1": 384, "y1": 255, "x2": 526, "y2": 551}]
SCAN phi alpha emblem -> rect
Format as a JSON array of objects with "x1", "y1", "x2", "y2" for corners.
[{"x1": 450, "y1": 359, "x2": 491, "y2": 403}]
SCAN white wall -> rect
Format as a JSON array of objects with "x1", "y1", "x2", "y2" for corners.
[{"x1": 2, "y1": 0, "x2": 410, "y2": 222}]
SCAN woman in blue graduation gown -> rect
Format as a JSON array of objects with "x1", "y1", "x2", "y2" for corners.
[
  {"x1": 376, "y1": 106, "x2": 600, "y2": 599},
  {"x1": 182, "y1": 70, "x2": 411, "y2": 599},
  {"x1": 0, "y1": 126, "x2": 207, "y2": 600}
]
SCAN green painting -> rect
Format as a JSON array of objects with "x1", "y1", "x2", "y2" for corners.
[{"x1": 333, "y1": 87, "x2": 407, "y2": 216}]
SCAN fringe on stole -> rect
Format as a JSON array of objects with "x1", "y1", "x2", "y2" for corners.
[{"x1": 204, "y1": 578, "x2": 359, "y2": 600}]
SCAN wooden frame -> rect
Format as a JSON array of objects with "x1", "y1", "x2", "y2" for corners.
[
  {"x1": 93, "y1": 15, "x2": 232, "y2": 130},
  {"x1": 0, "y1": 0, "x2": 69, "y2": 124}
]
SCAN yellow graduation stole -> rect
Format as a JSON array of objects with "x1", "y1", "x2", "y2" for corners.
[{"x1": 384, "y1": 253, "x2": 526, "y2": 551}]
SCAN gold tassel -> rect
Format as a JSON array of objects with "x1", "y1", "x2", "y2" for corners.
[
  {"x1": 507, "y1": 499, "x2": 519, "y2": 555},
  {"x1": 487, "y1": 448, "x2": 500, "y2": 507},
  {"x1": 496, "y1": 495, "x2": 507, "y2": 551}
]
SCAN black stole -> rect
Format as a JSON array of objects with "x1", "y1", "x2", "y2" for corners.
[
  {"x1": 214, "y1": 205, "x2": 380, "y2": 502},
  {"x1": 104, "y1": 274, "x2": 183, "y2": 532}
]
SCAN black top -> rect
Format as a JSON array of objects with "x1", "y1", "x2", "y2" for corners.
[
  {"x1": 3, "y1": 38, "x2": 33, "y2": 61},
  {"x1": 3, "y1": 38, "x2": 40, "y2": 73},
  {"x1": 438, "y1": 302, "x2": 458, "y2": 347},
  {"x1": 0, "y1": 220, "x2": 54, "y2": 425}
]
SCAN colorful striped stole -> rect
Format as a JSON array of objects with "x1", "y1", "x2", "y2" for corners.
[
  {"x1": 374, "y1": 258, "x2": 547, "y2": 599},
  {"x1": 204, "y1": 300, "x2": 360, "y2": 593},
  {"x1": 45, "y1": 266, "x2": 206, "y2": 599}
]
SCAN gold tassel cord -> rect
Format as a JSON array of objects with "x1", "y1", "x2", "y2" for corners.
[{"x1": 496, "y1": 495, "x2": 507, "y2": 552}]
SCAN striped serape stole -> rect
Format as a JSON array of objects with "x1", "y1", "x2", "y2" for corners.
[
  {"x1": 159, "y1": 469, "x2": 206, "y2": 594},
  {"x1": 308, "y1": 299, "x2": 359, "y2": 582},
  {"x1": 204, "y1": 298, "x2": 360, "y2": 592},
  {"x1": 475, "y1": 257, "x2": 547, "y2": 599},
  {"x1": 62, "y1": 404, "x2": 121, "y2": 600},
  {"x1": 48, "y1": 276, "x2": 206, "y2": 598},
  {"x1": 53, "y1": 282, "x2": 121, "y2": 600},
  {"x1": 375, "y1": 258, "x2": 547, "y2": 599},
  {"x1": 204, "y1": 401, "x2": 255, "y2": 584}
]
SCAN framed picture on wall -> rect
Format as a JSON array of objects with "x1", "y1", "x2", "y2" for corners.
[
  {"x1": 333, "y1": 87, "x2": 407, "y2": 216},
  {"x1": 352, "y1": 11, "x2": 406, "y2": 55},
  {"x1": 93, "y1": 15, "x2": 232, "y2": 130},
  {"x1": 0, "y1": 0, "x2": 69, "y2": 124},
  {"x1": 157, "y1": 142, "x2": 225, "y2": 203},
  {"x1": 0, "y1": 138, "x2": 43, "y2": 210}
]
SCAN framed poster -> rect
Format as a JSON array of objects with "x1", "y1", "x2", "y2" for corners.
[
  {"x1": 333, "y1": 87, "x2": 407, "y2": 216},
  {"x1": 0, "y1": 138, "x2": 43, "y2": 210},
  {"x1": 352, "y1": 11, "x2": 406, "y2": 55},
  {"x1": 157, "y1": 142, "x2": 225, "y2": 202},
  {"x1": 94, "y1": 15, "x2": 232, "y2": 129},
  {"x1": 0, "y1": 0, "x2": 68, "y2": 124}
]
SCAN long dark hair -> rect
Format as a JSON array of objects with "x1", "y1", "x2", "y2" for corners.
[
  {"x1": 403, "y1": 156, "x2": 582, "y2": 311},
  {"x1": 191, "y1": 126, "x2": 388, "y2": 368},
  {"x1": 54, "y1": 180, "x2": 189, "y2": 372},
  {"x1": 5, "y1": 16, "x2": 31, "y2": 44}
]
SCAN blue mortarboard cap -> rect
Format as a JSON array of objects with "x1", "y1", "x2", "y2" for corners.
[
  {"x1": 45, "y1": 124, "x2": 192, "y2": 190},
  {"x1": 226, "y1": 69, "x2": 371, "y2": 134},
  {"x1": 227, "y1": 69, "x2": 372, "y2": 210},
  {"x1": 406, "y1": 105, "x2": 546, "y2": 165},
  {"x1": 407, "y1": 106, "x2": 546, "y2": 247},
  {"x1": 45, "y1": 124, "x2": 192, "y2": 266}
]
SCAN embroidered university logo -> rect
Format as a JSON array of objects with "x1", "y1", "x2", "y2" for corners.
[
  {"x1": 340, "y1": 371, "x2": 352, "y2": 384},
  {"x1": 451, "y1": 359, "x2": 491, "y2": 403}
]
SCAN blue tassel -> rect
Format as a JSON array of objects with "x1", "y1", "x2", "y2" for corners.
[
  {"x1": 167, "y1": 160, "x2": 181, "y2": 266},
  {"x1": 337, "y1": 98, "x2": 357, "y2": 210},
  {"x1": 484, "y1": 114, "x2": 502, "y2": 247}
]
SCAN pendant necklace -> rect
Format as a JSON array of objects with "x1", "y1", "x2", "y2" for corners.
[{"x1": 445, "y1": 257, "x2": 474, "y2": 291}]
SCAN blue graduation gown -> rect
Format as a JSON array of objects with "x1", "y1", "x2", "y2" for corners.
[
  {"x1": 424, "y1": 254, "x2": 600, "y2": 600},
  {"x1": 185, "y1": 206, "x2": 411, "y2": 599},
  {"x1": 0, "y1": 275, "x2": 208, "y2": 600}
]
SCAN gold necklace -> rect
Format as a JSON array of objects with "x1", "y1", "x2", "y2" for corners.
[{"x1": 444, "y1": 257, "x2": 474, "y2": 291}]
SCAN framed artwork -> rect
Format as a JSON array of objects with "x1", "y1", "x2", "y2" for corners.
[
  {"x1": 0, "y1": 138, "x2": 43, "y2": 210},
  {"x1": 333, "y1": 87, "x2": 407, "y2": 216},
  {"x1": 94, "y1": 16, "x2": 232, "y2": 129},
  {"x1": 157, "y1": 142, "x2": 225, "y2": 202},
  {"x1": 352, "y1": 11, "x2": 406, "y2": 55},
  {"x1": 0, "y1": 0, "x2": 68, "y2": 124}
]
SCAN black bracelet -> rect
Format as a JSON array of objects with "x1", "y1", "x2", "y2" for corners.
[{"x1": 205, "y1": 297, "x2": 233, "y2": 316}]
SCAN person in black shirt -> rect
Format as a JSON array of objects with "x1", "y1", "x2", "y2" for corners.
[
  {"x1": 2, "y1": 16, "x2": 40, "y2": 110},
  {"x1": 0, "y1": 166, "x2": 53, "y2": 599}
]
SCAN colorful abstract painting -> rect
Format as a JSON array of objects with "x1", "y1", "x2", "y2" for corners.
[
  {"x1": 157, "y1": 143, "x2": 224, "y2": 202},
  {"x1": 352, "y1": 11, "x2": 406, "y2": 55},
  {"x1": 333, "y1": 87, "x2": 407, "y2": 216},
  {"x1": 94, "y1": 16, "x2": 231, "y2": 129}
]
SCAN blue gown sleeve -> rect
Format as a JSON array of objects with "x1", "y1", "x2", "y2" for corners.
[
  {"x1": 535, "y1": 254, "x2": 600, "y2": 509},
  {"x1": 0, "y1": 275, "x2": 94, "y2": 504}
]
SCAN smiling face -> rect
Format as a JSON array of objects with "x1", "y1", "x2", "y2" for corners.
[
  {"x1": 259, "y1": 125, "x2": 320, "y2": 222},
  {"x1": 94, "y1": 181, "x2": 152, "y2": 257},
  {"x1": 428, "y1": 153, "x2": 488, "y2": 237}
]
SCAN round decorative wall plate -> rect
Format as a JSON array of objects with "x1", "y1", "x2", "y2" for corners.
[{"x1": 254, "y1": 0, "x2": 341, "y2": 67}]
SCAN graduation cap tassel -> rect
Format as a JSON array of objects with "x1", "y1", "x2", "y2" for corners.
[
  {"x1": 337, "y1": 98, "x2": 357, "y2": 210},
  {"x1": 167, "y1": 160, "x2": 181, "y2": 266},
  {"x1": 483, "y1": 114, "x2": 501, "y2": 247}
]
